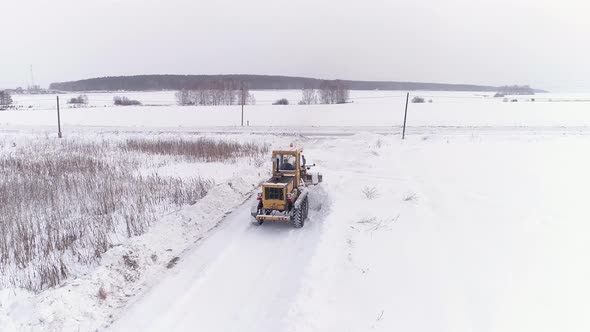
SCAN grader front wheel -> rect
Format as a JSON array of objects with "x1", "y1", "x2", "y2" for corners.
[
  {"x1": 292, "y1": 196, "x2": 309, "y2": 228},
  {"x1": 292, "y1": 207, "x2": 303, "y2": 228}
]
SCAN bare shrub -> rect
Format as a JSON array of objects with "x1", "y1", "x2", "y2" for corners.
[
  {"x1": 273, "y1": 98, "x2": 289, "y2": 105},
  {"x1": 362, "y1": 186, "x2": 378, "y2": 200},
  {"x1": 68, "y1": 94, "x2": 89, "y2": 107},
  {"x1": 114, "y1": 96, "x2": 141, "y2": 106}
]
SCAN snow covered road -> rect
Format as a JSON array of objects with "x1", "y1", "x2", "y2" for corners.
[{"x1": 110, "y1": 192, "x2": 328, "y2": 332}]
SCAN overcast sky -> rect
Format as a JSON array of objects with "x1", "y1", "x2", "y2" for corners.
[{"x1": 1, "y1": 0, "x2": 589, "y2": 91}]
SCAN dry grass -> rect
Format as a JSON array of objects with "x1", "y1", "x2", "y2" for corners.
[
  {"x1": 357, "y1": 215, "x2": 399, "y2": 232},
  {"x1": 98, "y1": 285, "x2": 108, "y2": 301},
  {"x1": 0, "y1": 136, "x2": 266, "y2": 291},
  {"x1": 403, "y1": 192, "x2": 418, "y2": 201},
  {"x1": 362, "y1": 186, "x2": 379, "y2": 200},
  {"x1": 121, "y1": 137, "x2": 268, "y2": 162}
]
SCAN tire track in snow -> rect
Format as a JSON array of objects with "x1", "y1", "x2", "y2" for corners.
[{"x1": 109, "y1": 193, "x2": 328, "y2": 332}]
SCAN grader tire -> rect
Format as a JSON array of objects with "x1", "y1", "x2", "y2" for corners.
[
  {"x1": 292, "y1": 206, "x2": 304, "y2": 228},
  {"x1": 292, "y1": 196, "x2": 309, "y2": 228}
]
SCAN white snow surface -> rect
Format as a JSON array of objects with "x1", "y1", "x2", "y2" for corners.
[
  {"x1": 110, "y1": 131, "x2": 590, "y2": 332},
  {"x1": 8, "y1": 90, "x2": 590, "y2": 129},
  {"x1": 3, "y1": 90, "x2": 590, "y2": 331},
  {"x1": 287, "y1": 132, "x2": 590, "y2": 332}
]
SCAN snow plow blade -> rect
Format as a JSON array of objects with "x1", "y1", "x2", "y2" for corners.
[{"x1": 255, "y1": 215, "x2": 291, "y2": 222}]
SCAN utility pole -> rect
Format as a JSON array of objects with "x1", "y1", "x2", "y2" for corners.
[
  {"x1": 241, "y1": 82, "x2": 245, "y2": 127},
  {"x1": 56, "y1": 96, "x2": 62, "y2": 138},
  {"x1": 30, "y1": 65, "x2": 35, "y2": 89},
  {"x1": 402, "y1": 92, "x2": 409, "y2": 139}
]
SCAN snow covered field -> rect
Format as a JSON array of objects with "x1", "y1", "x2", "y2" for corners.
[
  {"x1": 7, "y1": 90, "x2": 590, "y2": 129},
  {"x1": 2, "y1": 91, "x2": 590, "y2": 331}
]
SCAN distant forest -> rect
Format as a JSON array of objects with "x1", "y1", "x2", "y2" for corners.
[{"x1": 49, "y1": 75, "x2": 543, "y2": 93}]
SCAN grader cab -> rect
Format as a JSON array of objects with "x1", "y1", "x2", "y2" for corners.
[{"x1": 252, "y1": 146, "x2": 322, "y2": 228}]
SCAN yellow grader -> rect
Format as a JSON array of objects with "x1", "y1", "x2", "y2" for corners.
[{"x1": 252, "y1": 145, "x2": 322, "y2": 228}]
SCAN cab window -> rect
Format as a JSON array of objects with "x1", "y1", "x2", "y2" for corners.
[{"x1": 276, "y1": 154, "x2": 296, "y2": 171}]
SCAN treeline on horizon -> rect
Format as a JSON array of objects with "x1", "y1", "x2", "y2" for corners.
[{"x1": 48, "y1": 75, "x2": 540, "y2": 93}]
